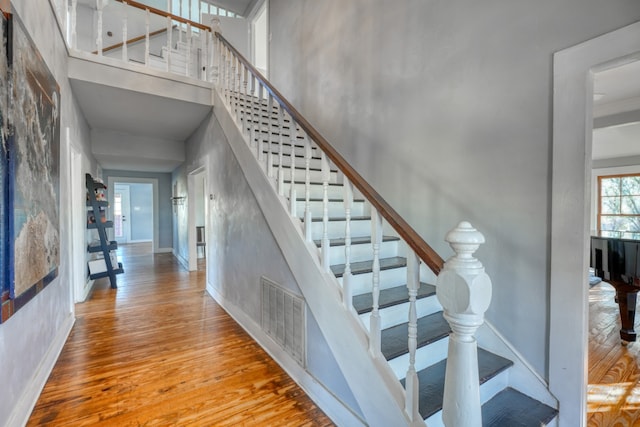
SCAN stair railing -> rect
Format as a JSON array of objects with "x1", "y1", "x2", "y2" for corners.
[
  {"x1": 212, "y1": 26, "x2": 493, "y2": 427},
  {"x1": 69, "y1": 0, "x2": 212, "y2": 81}
]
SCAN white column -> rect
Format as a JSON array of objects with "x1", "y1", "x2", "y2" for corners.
[
  {"x1": 70, "y1": 0, "x2": 78, "y2": 49},
  {"x1": 121, "y1": 7, "x2": 128, "y2": 62},
  {"x1": 321, "y1": 151, "x2": 332, "y2": 273},
  {"x1": 369, "y1": 209, "x2": 383, "y2": 355},
  {"x1": 436, "y1": 221, "x2": 492, "y2": 427},
  {"x1": 144, "y1": 8, "x2": 150, "y2": 66},
  {"x1": 166, "y1": 16, "x2": 172, "y2": 72},
  {"x1": 405, "y1": 251, "x2": 422, "y2": 425},
  {"x1": 96, "y1": 0, "x2": 104, "y2": 55},
  {"x1": 342, "y1": 178, "x2": 354, "y2": 308}
]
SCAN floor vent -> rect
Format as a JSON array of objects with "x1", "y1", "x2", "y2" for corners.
[{"x1": 261, "y1": 276, "x2": 306, "y2": 367}]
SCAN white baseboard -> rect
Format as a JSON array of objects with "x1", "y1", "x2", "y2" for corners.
[
  {"x1": 77, "y1": 279, "x2": 95, "y2": 303},
  {"x1": 7, "y1": 312, "x2": 75, "y2": 427},
  {"x1": 173, "y1": 250, "x2": 189, "y2": 270},
  {"x1": 155, "y1": 247, "x2": 173, "y2": 254},
  {"x1": 128, "y1": 239, "x2": 152, "y2": 244},
  {"x1": 206, "y1": 283, "x2": 366, "y2": 427}
]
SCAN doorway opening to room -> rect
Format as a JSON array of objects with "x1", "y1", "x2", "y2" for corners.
[
  {"x1": 188, "y1": 168, "x2": 207, "y2": 273},
  {"x1": 550, "y1": 22, "x2": 640, "y2": 426},
  {"x1": 251, "y1": 1, "x2": 268, "y2": 77}
]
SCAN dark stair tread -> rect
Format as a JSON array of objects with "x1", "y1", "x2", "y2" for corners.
[
  {"x1": 284, "y1": 180, "x2": 343, "y2": 187},
  {"x1": 482, "y1": 387, "x2": 558, "y2": 427},
  {"x1": 353, "y1": 282, "x2": 436, "y2": 314},
  {"x1": 306, "y1": 215, "x2": 372, "y2": 223},
  {"x1": 400, "y1": 348, "x2": 514, "y2": 420},
  {"x1": 263, "y1": 150, "x2": 322, "y2": 160},
  {"x1": 331, "y1": 256, "x2": 406, "y2": 277},
  {"x1": 381, "y1": 311, "x2": 450, "y2": 360},
  {"x1": 314, "y1": 235, "x2": 399, "y2": 248}
]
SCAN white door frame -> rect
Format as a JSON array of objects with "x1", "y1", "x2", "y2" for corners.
[
  {"x1": 550, "y1": 21, "x2": 640, "y2": 426},
  {"x1": 187, "y1": 164, "x2": 208, "y2": 272},
  {"x1": 107, "y1": 176, "x2": 159, "y2": 252},
  {"x1": 113, "y1": 184, "x2": 132, "y2": 244}
]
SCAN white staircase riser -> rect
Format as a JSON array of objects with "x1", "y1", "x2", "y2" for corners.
[
  {"x1": 325, "y1": 240, "x2": 398, "y2": 265},
  {"x1": 283, "y1": 182, "x2": 344, "y2": 199},
  {"x1": 295, "y1": 200, "x2": 365, "y2": 219},
  {"x1": 358, "y1": 293, "x2": 442, "y2": 332},
  {"x1": 338, "y1": 266, "x2": 408, "y2": 295},
  {"x1": 388, "y1": 335, "x2": 450, "y2": 380},
  {"x1": 309, "y1": 219, "x2": 372, "y2": 240}
]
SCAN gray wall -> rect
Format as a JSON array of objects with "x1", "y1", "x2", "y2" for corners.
[
  {"x1": 103, "y1": 169, "x2": 173, "y2": 249},
  {"x1": 268, "y1": 0, "x2": 640, "y2": 379},
  {"x1": 176, "y1": 110, "x2": 363, "y2": 417},
  {"x1": 0, "y1": 1, "x2": 98, "y2": 425}
]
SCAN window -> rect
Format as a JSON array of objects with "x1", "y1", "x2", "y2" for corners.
[{"x1": 598, "y1": 174, "x2": 640, "y2": 239}]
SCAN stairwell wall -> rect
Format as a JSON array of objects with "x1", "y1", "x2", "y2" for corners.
[
  {"x1": 0, "y1": 1, "x2": 98, "y2": 426},
  {"x1": 268, "y1": 0, "x2": 640, "y2": 381},
  {"x1": 174, "y1": 109, "x2": 364, "y2": 421}
]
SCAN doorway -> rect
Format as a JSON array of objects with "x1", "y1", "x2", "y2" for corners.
[
  {"x1": 550, "y1": 21, "x2": 640, "y2": 426},
  {"x1": 251, "y1": 1, "x2": 268, "y2": 77},
  {"x1": 113, "y1": 184, "x2": 131, "y2": 244},
  {"x1": 187, "y1": 167, "x2": 207, "y2": 272}
]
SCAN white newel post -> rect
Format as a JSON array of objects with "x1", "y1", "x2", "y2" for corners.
[{"x1": 436, "y1": 222, "x2": 492, "y2": 427}]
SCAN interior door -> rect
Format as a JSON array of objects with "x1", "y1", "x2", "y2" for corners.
[{"x1": 114, "y1": 184, "x2": 131, "y2": 244}]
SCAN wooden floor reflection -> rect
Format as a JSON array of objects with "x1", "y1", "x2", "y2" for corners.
[
  {"x1": 27, "y1": 243, "x2": 334, "y2": 426},
  {"x1": 588, "y1": 281, "x2": 640, "y2": 426}
]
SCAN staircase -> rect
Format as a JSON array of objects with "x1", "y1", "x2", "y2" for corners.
[{"x1": 211, "y1": 32, "x2": 559, "y2": 426}]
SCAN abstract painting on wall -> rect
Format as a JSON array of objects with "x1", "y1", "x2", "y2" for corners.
[{"x1": 0, "y1": 9, "x2": 61, "y2": 323}]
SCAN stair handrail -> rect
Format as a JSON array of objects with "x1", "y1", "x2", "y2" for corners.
[
  {"x1": 214, "y1": 32, "x2": 445, "y2": 275},
  {"x1": 112, "y1": 0, "x2": 211, "y2": 31}
]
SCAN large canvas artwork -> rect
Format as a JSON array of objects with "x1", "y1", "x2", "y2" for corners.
[{"x1": 0, "y1": 9, "x2": 61, "y2": 323}]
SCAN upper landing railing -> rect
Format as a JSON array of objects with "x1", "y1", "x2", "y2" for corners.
[
  {"x1": 211, "y1": 27, "x2": 493, "y2": 427},
  {"x1": 68, "y1": 0, "x2": 217, "y2": 81}
]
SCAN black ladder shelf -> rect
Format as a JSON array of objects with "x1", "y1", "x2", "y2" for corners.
[{"x1": 86, "y1": 173, "x2": 123, "y2": 288}]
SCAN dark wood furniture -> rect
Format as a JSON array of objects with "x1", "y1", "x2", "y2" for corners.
[{"x1": 591, "y1": 236, "x2": 640, "y2": 342}]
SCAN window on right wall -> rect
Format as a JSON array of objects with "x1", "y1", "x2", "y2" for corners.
[{"x1": 598, "y1": 173, "x2": 640, "y2": 239}]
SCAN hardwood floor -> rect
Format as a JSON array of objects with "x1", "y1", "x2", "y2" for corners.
[
  {"x1": 28, "y1": 243, "x2": 334, "y2": 426},
  {"x1": 588, "y1": 281, "x2": 640, "y2": 426}
]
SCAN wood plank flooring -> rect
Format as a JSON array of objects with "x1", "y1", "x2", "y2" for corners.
[
  {"x1": 28, "y1": 243, "x2": 334, "y2": 426},
  {"x1": 588, "y1": 281, "x2": 640, "y2": 426}
]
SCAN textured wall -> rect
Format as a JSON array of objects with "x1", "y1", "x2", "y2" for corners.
[
  {"x1": 178, "y1": 109, "x2": 363, "y2": 417},
  {"x1": 0, "y1": 1, "x2": 96, "y2": 425},
  {"x1": 269, "y1": 0, "x2": 640, "y2": 380}
]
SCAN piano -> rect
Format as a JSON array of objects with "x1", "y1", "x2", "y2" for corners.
[{"x1": 591, "y1": 236, "x2": 640, "y2": 343}]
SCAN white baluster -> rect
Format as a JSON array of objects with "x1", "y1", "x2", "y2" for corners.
[
  {"x1": 144, "y1": 8, "x2": 150, "y2": 66},
  {"x1": 369, "y1": 209, "x2": 383, "y2": 355},
  {"x1": 405, "y1": 251, "x2": 421, "y2": 423},
  {"x1": 197, "y1": 0, "x2": 201, "y2": 23},
  {"x1": 121, "y1": 6, "x2": 128, "y2": 62},
  {"x1": 304, "y1": 137, "x2": 313, "y2": 242},
  {"x1": 235, "y1": 58, "x2": 242, "y2": 124},
  {"x1": 257, "y1": 84, "x2": 265, "y2": 163},
  {"x1": 166, "y1": 16, "x2": 172, "y2": 72},
  {"x1": 96, "y1": 0, "x2": 104, "y2": 55},
  {"x1": 436, "y1": 222, "x2": 491, "y2": 427},
  {"x1": 289, "y1": 118, "x2": 297, "y2": 217},
  {"x1": 321, "y1": 151, "x2": 331, "y2": 273},
  {"x1": 186, "y1": 23, "x2": 192, "y2": 76},
  {"x1": 249, "y1": 75, "x2": 257, "y2": 152},
  {"x1": 200, "y1": 28, "x2": 206, "y2": 80},
  {"x1": 70, "y1": 0, "x2": 78, "y2": 49},
  {"x1": 241, "y1": 65, "x2": 249, "y2": 135},
  {"x1": 267, "y1": 94, "x2": 275, "y2": 179},
  {"x1": 277, "y1": 107, "x2": 285, "y2": 196},
  {"x1": 342, "y1": 178, "x2": 354, "y2": 308}
]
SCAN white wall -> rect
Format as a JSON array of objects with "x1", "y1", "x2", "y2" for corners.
[
  {"x1": 174, "y1": 109, "x2": 364, "y2": 419},
  {"x1": 0, "y1": 2, "x2": 97, "y2": 426},
  {"x1": 268, "y1": 0, "x2": 640, "y2": 380}
]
